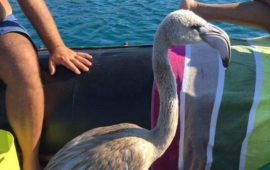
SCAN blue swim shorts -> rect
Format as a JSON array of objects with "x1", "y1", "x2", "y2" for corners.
[{"x1": 0, "y1": 14, "x2": 36, "y2": 49}]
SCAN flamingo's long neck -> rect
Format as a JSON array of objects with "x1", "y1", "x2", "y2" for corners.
[{"x1": 150, "y1": 28, "x2": 179, "y2": 158}]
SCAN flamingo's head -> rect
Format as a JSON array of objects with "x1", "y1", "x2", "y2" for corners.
[{"x1": 158, "y1": 10, "x2": 231, "y2": 68}]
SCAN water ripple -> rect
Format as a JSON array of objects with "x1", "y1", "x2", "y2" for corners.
[{"x1": 9, "y1": 0, "x2": 267, "y2": 47}]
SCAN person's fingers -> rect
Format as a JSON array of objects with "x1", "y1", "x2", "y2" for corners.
[
  {"x1": 49, "y1": 59, "x2": 56, "y2": 75},
  {"x1": 77, "y1": 52, "x2": 93, "y2": 60},
  {"x1": 71, "y1": 58, "x2": 90, "y2": 72},
  {"x1": 49, "y1": 50, "x2": 93, "y2": 75},
  {"x1": 61, "y1": 59, "x2": 81, "y2": 74},
  {"x1": 75, "y1": 55, "x2": 92, "y2": 67}
]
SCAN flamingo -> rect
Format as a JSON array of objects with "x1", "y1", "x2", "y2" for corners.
[{"x1": 45, "y1": 9, "x2": 230, "y2": 170}]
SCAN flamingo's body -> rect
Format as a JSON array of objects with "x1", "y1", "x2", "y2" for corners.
[
  {"x1": 45, "y1": 10, "x2": 230, "y2": 170},
  {"x1": 46, "y1": 123, "x2": 156, "y2": 169}
]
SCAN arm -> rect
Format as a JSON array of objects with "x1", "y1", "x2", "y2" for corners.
[
  {"x1": 0, "y1": 0, "x2": 12, "y2": 21},
  {"x1": 197, "y1": 1, "x2": 270, "y2": 32},
  {"x1": 17, "y1": 0, "x2": 92, "y2": 75},
  {"x1": 180, "y1": 0, "x2": 270, "y2": 33},
  {"x1": 0, "y1": 2, "x2": 5, "y2": 22}
]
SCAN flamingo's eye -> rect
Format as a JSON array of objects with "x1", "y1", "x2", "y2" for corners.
[{"x1": 191, "y1": 25, "x2": 201, "y2": 30}]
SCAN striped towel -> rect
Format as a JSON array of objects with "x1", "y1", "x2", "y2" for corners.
[{"x1": 151, "y1": 36, "x2": 270, "y2": 170}]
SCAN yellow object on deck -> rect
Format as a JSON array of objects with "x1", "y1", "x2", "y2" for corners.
[{"x1": 0, "y1": 129, "x2": 20, "y2": 170}]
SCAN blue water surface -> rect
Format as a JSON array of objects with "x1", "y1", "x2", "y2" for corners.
[{"x1": 10, "y1": 0, "x2": 268, "y2": 47}]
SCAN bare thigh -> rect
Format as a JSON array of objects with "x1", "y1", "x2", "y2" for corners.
[{"x1": 0, "y1": 33, "x2": 41, "y2": 85}]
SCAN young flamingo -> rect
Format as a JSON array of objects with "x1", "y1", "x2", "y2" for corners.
[{"x1": 45, "y1": 10, "x2": 230, "y2": 170}]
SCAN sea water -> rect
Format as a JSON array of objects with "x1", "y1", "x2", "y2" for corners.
[{"x1": 10, "y1": 0, "x2": 268, "y2": 47}]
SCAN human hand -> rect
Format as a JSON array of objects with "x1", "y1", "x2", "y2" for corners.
[
  {"x1": 49, "y1": 46, "x2": 92, "y2": 75},
  {"x1": 179, "y1": 0, "x2": 198, "y2": 12}
]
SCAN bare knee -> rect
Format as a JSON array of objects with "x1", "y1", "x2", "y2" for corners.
[{"x1": 2, "y1": 67, "x2": 42, "y2": 96}]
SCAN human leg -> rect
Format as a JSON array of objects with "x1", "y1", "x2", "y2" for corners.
[
  {"x1": 179, "y1": 0, "x2": 270, "y2": 32},
  {"x1": 0, "y1": 32, "x2": 44, "y2": 170}
]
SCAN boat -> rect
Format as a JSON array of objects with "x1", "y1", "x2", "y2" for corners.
[{"x1": 1, "y1": 36, "x2": 270, "y2": 169}]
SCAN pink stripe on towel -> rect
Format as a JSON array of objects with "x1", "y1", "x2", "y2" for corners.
[{"x1": 151, "y1": 45, "x2": 186, "y2": 170}]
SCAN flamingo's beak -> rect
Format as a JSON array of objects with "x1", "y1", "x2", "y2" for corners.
[{"x1": 199, "y1": 23, "x2": 231, "y2": 68}]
